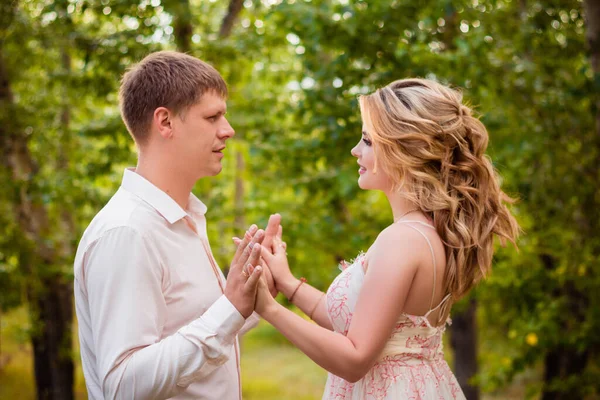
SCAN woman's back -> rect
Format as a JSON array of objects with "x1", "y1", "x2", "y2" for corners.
[{"x1": 323, "y1": 220, "x2": 465, "y2": 400}]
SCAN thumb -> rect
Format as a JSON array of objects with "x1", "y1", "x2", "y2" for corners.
[
  {"x1": 260, "y1": 245, "x2": 276, "y2": 263},
  {"x1": 244, "y1": 264, "x2": 262, "y2": 292},
  {"x1": 272, "y1": 237, "x2": 286, "y2": 256}
]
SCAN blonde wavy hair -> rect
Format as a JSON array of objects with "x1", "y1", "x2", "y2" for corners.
[{"x1": 359, "y1": 78, "x2": 519, "y2": 317}]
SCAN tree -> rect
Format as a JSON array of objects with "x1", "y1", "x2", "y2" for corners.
[{"x1": 2, "y1": 1, "x2": 598, "y2": 398}]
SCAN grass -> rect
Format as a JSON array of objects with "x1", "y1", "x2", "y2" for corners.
[
  {"x1": 241, "y1": 317, "x2": 327, "y2": 399},
  {"x1": 0, "y1": 306, "x2": 326, "y2": 400},
  {"x1": 1, "y1": 306, "x2": 530, "y2": 399}
]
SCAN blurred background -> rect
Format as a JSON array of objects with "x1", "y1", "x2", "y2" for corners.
[{"x1": 0, "y1": 0, "x2": 598, "y2": 399}]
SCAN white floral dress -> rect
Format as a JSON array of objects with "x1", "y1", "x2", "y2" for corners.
[{"x1": 323, "y1": 221, "x2": 466, "y2": 400}]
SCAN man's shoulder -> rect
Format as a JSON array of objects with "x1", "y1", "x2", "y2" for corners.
[{"x1": 77, "y1": 188, "x2": 164, "y2": 254}]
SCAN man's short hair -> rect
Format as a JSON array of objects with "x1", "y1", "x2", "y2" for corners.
[{"x1": 119, "y1": 51, "x2": 228, "y2": 145}]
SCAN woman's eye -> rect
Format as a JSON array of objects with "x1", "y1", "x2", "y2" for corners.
[{"x1": 362, "y1": 138, "x2": 372, "y2": 146}]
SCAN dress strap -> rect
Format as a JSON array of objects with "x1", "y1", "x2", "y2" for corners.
[
  {"x1": 396, "y1": 221, "x2": 437, "y2": 310},
  {"x1": 395, "y1": 220, "x2": 436, "y2": 230},
  {"x1": 424, "y1": 293, "x2": 452, "y2": 318}
]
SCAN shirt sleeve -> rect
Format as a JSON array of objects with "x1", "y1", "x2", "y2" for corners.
[
  {"x1": 83, "y1": 226, "x2": 245, "y2": 399},
  {"x1": 238, "y1": 312, "x2": 261, "y2": 336}
]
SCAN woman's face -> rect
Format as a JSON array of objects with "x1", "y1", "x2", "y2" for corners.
[{"x1": 351, "y1": 127, "x2": 392, "y2": 191}]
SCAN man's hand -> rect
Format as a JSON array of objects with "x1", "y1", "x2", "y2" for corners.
[
  {"x1": 225, "y1": 226, "x2": 264, "y2": 318},
  {"x1": 234, "y1": 214, "x2": 281, "y2": 298}
]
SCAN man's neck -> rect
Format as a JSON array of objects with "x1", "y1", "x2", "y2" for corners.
[{"x1": 136, "y1": 153, "x2": 195, "y2": 210}]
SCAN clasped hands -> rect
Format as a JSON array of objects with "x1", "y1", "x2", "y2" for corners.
[{"x1": 224, "y1": 213, "x2": 297, "y2": 318}]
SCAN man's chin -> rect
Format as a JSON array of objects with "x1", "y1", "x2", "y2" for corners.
[
  {"x1": 210, "y1": 164, "x2": 223, "y2": 176},
  {"x1": 195, "y1": 165, "x2": 222, "y2": 180}
]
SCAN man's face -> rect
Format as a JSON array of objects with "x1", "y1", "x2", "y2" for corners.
[{"x1": 171, "y1": 91, "x2": 235, "y2": 179}]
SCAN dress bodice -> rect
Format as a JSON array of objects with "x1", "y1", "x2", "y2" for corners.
[
  {"x1": 326, "y1": 254, "x2": 447, "y2": 364},
  {"x1": 322, "y1": 221, "x2": 465, "y2": 400}
]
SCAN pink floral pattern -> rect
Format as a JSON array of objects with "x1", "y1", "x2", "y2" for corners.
[{"x1": 323, "y1": 255, "x2": 465, "y2": 400}]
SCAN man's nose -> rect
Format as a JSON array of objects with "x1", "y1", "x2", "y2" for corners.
[{"x1": 219, "y1": 117, "x2": 235, "y2": 139}]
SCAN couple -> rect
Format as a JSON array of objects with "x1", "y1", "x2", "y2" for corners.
[{"x1": 73, "y1": 51, "x2": 519, "y2": 399}]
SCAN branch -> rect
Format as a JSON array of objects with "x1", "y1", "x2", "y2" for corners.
[{"x1": 219, "y1": 0, "x2": 244, "y2": 38}]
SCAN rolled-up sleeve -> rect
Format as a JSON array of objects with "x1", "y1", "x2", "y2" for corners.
[{"x1": 83, "y1": 226, "x2": 245, "y2": 400}]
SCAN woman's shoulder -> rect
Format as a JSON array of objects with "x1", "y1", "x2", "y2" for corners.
[
  {"x1": 376, "y1": 221, "x2": 433, "y2": 247},
  {"x1": 365, "y1": 223, "x2": 430, "y2": 267}
]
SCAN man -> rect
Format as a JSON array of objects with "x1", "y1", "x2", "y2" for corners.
[{"x1": 74, "y1": 51, "x2": 279, "y2": 399}]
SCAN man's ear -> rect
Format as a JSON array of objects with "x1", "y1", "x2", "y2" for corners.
[{"x1": 153, "y1": 107, "x2": 173, "y2": 139}]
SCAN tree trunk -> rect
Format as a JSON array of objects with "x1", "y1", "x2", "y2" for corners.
[
  {"x1": 169, "y1": 0, "x2": 193, "y2": 53},
  {"x1": 0, "y1": 4, "x2": 74, "y2": 398},
  {"x1": 234, "y1": 150, "x2": 246, "y2": 234},
  {"x1": 31, "y1": 276, "x2": 75, "y2": 400},
  {"x1": 540, "y1": 255, "x2": 589, "y2": 399},
  {"x1": 541, "y1": 345, "x2": 589, "y2": 400},
  {"x1": 219, "y1": 0, "x2": 244, "y2": 38},
  {"x1": 219, "y1": 5, "x2": 245, "y2": 275},
  {"x1": 584, "y1": 0, "x2": 600, "y2": 134},
  {"x1": 449, "y1": 297, "x2": 479, "y2": 400}
]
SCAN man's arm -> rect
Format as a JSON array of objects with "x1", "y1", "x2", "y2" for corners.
[{"x1": 84, "y1": 226, "x2": 262, "y2": 399}]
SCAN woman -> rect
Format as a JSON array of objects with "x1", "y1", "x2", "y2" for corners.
[{"x1": 251, "y1": 78, "x2": 519, "y2": 399}]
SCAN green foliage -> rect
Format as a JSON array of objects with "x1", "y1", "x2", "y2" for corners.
[{"x1": 1, "y1": 0, "x2": 598, "y2": 398}]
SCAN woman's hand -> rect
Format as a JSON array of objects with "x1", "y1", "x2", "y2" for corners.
[
  {"x1": 260, "y1": 228, "x2": 299, "y2": 299},
  {"x1": 248, "y1": 265, "x2": 277, "y2": 316}
]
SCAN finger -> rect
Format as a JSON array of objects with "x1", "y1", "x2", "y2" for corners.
[
  {"x1": 272, "y1": 236, "x2": 286, "y2": 256},
  {"x1": 232, "y1": 237, "x2": 242, "y2": 246},
  {"x1": 236, "y1": 229, "x2": 264, "y2": 269},
  {"x1": 270, "y1": 224, "x2": 283, "y2": 252},
  {"x1": 232, "y1": 224, "x2": 257, "y2": 265},
  {"x1": 258, "y1": 273, "x2": 270, "y2": 294},
  {"x1": 229, "y1": 232, "x2": 260, "y2": 272},
  {"x1": 262, "y1": 260, "x2": 275, "y2": 292},
  {"x1": 244, "y1": 265, "x2": 263, "y2": 292},
  {"x1": 247, "y1": 239, "x2": 262, "y2": 270},
  {"x1": 260, "y1": 245, "x2": 275, "y2": 264},
  {"x1": 262, "y1": 214, "x2": 281, "y2": 249}
]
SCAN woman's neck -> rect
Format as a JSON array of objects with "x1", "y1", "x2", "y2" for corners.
[{"x1": 386, "y1": 190, "x2": 421, "y2": 223}]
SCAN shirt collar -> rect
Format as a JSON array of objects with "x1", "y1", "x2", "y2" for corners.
[{"x1": 121, "y1": 168, "x2": 207, "y2": 224}]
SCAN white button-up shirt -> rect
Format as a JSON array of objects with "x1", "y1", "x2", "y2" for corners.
[{"x1": 74, "y1": 168, "x2": 258, "y2": 399}]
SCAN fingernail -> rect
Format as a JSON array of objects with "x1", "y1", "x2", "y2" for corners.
[
  {"x1": 256, "y1": 266, "x2": 262, "y2": 272},
  {"x1": 249, "y1": 224, "x2": 258, "y2": 233},
  {"x1": 249, "y1": 242, "x2": 254, "y2": 249}
]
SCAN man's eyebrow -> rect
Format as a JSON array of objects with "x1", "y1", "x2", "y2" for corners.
[{"x1": 206, "y1": 107, "x2": 227, "y2": 115}]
